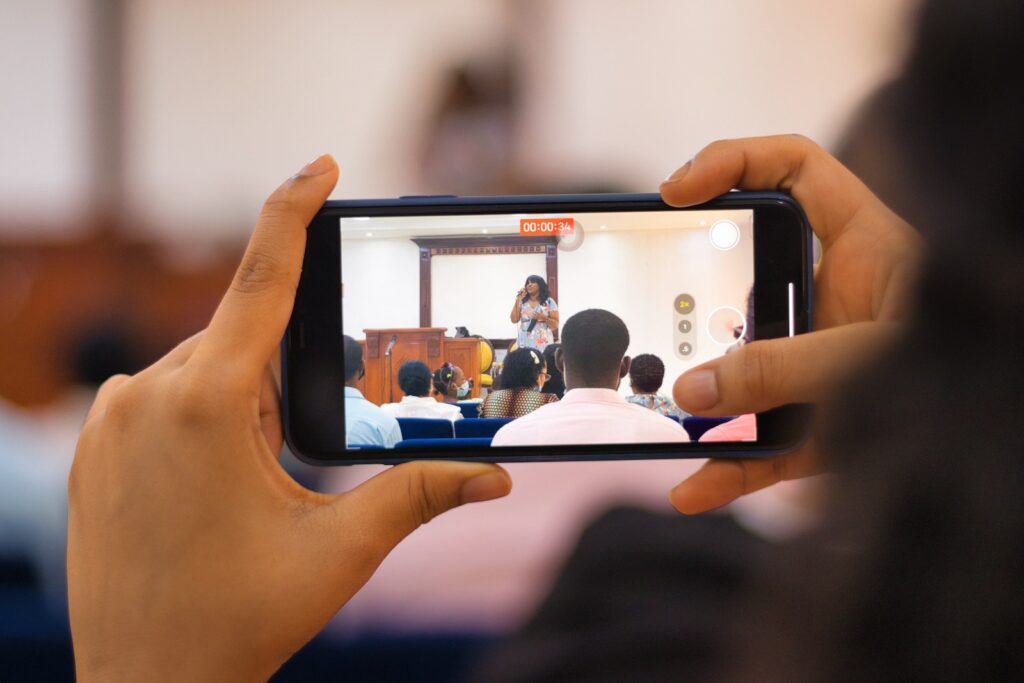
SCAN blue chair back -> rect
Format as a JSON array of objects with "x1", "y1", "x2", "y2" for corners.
[
  {"x1": 397, "y1": 437, "x2": 493, "y2": 449},
  {"x1": 682, "y1": 416, "x2": 735, "y2": 442},
  {"x1": 396, "y1": 418, "x2": 454, "y2": 440},
  {"x1": 455, "y1": 401, "x2": 481, "y2": 419},
  {"x1": 454, "y1": 417, "x2": 514, "y2": 439}
]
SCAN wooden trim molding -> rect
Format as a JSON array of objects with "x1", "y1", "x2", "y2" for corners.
[{"x1": 411, "y1": 236, "x2": 559, "y2": 327}]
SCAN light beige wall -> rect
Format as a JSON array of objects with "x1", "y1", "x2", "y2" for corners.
[{"x1": 0, "y1": 0, "x2": 917, "y2": 239}]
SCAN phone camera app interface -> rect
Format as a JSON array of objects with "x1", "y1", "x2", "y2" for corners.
[{"x1": 338, "y1": 208, "x2": 755, "y2": 451}]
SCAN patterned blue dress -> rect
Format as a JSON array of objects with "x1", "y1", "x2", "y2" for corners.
[{"x1": 516, "y1": 297, "x2": 558, "y2": 351}]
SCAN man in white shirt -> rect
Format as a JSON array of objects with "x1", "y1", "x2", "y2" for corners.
[
  {"x1": 343, "y1": 336, "x2": 402, "y2": 448},
  {"x1": 381, "y1": 361, "x2": 462, "y2": 421},
  {"x1": 491, "y1": 309, "x2": 689, "y2": 446}
]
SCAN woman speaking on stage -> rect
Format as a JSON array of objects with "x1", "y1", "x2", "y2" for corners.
[{"x1": 509, "y1": 275, "x2": 559, "y2": 351}]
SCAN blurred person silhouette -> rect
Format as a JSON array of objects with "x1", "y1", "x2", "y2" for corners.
[
  {"x1": 381, "y1": 360, "x2": 462, "y2": 421},
  {"x1": 480, "y1": 347, "x2": 558, "y2": 418},
  {"x1": 477, "y1": 0, "x2": 1024, "y2": 680}
]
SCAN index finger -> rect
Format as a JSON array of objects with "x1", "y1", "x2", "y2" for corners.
[
  {"x1": 669, "y1": 442, "x2": 820, "y2": 514},
  {"x1": 192, "y1": 155, "x2": 339, "y2": 384},
  {"x1": 659, "y1": 134, "x2": 882, "y2": 246}
]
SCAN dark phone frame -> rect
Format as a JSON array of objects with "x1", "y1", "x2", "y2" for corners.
[{"x1": 283, "y1": 192, "x2": 813, "y2": 465}]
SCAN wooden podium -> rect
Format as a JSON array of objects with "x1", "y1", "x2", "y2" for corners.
[{"x1": 360, "y1": 328, "x2": 481, "y2": 406}]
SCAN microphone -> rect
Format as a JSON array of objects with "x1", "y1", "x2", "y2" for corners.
[
  {"x1": 384, "y1": 334, "x2": 397, "y2": 356},
  {"x1": 526, "y1": 318, "x2": 538, "y2": 333}
]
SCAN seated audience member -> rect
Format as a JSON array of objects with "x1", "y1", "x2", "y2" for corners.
[
  {"x1": 625, "y1": 353, "x2": 689, "y2": 419},
  {"x1": 492, "y1": 310, "x2": 689, "y2": 445},
  {"x1": 382, "y1": 360, "x2": 462, "y2": 421},
  {"x1": 431, "y1": 362, "x2": 471, "y2": 405},
  {"x1": 481, "y1": 348, "x2": 559, "y2": 418},
  {"x1": 343, "y1": 335, "x2": 402, "y2": 448},
  {"x1": 699, "y1": 413, "x2": 756, "y2": 442},
  {"x1": 541, "y1": 343, "x2": 566, "y2": 399}
]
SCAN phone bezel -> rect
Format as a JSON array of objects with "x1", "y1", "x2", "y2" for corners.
[{"x1": 283, "y1": 191, "x2": 813, "y2": 465}]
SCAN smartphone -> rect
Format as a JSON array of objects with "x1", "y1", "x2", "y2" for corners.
[{"x1": 283, "y1": 192, "x2": 813, "y2": 465}]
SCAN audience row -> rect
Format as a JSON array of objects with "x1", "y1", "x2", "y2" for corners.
[{"x1": 343, "y1": 308, "x2": 754, "y2": 449}]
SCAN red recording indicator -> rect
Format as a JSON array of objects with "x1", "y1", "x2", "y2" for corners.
[{"x1": 519, "y1": 217, "x2": 575, "y2": 236}]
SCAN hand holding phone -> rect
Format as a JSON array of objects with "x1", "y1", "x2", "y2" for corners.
[
  {"x1": 67, "y1": 155, "x2": 511, "y2": 681},
  {"x1": 661, "y1": 134, "x2": 921, "y2": 513},
  {"x1": 284, "y1": 184, "x2": 814, "y2": 463}
]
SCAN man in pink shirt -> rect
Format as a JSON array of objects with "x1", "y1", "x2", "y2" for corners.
[
  {"x1": 492, "y1": 309, "x2": 689, "y2": 446},
  {"x1": 699, "y1": 413, "x2": 757, "y2": 442}
]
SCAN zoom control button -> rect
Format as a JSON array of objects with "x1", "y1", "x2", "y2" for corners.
[{"x1": 673, "y1": 293, "x2": 695, "y2": 315}]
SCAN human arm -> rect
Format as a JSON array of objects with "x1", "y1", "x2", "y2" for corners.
[
  {"x1": 661, "y1": 135, "x2": 920, "y2": 513},
  {"x1": 541, "y1": 300, "x2": 559, "y2": 330},
  {"x1": 67, "y1": 155, "x2": 512, "y2": 681},
  {"x1": 510, "y1": 289, "x2": 525, "y2": 323}
]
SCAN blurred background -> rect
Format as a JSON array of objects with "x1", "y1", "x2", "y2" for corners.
[{"x1": 1, "y1": 0, "x2": 918, "y2": 680}]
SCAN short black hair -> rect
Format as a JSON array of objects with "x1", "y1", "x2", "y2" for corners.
[
  {"x1": 500, "y1": 348, "x2": 545, "y2": 390},
  {"x1": 629, "y1": 353, "x2": 665, "y2": 393},
  {"x1": 343, "y1": 335, "x2": 363, "y2": 381},
  {"x1": 398, "y1": 360, "x2": 432, "y2": 397},
  {"x1": 560, "y1": 309, "x2": 630, "y2": 384}
]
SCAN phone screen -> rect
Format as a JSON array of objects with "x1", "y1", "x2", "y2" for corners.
[{"x1": 338, "y1": 207, "x2": 770, "y2": 450}]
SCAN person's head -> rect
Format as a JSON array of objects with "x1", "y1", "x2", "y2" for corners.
[
  {"x1": 500, "y1": 348, "x2": 547, "y2": 390},
  {"x1": 628, "y1": 353, "x2": 665, "y2": 395},
  {"x1": 432, "y1": 363, "x2": 469, "y2": 399},
  {"x1": 397, "y1": 360, "x2": 432, "y2": 398},
  {"x1": 555, "y1": 309, "x2": 630, "y2": 391},
  {"x1": 522, "y1": 275, "x2": 550, "y2": 303},
  {"x1": 732, "y1": 2, "x2": 1024, "y2": 680},
  {"x1": 541, "y1": 343, "x2": 564, "y2": 392},
  {"x1": 342, "y1": 335, "x2": 364, "y2": 386},
  {"x1": 68, "y1": 324, "x2": 145, "y2": 389}
]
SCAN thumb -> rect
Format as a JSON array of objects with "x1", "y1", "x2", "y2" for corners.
[
  {"x1": 673, "y1": 322, "x2": 899, "y2": 416},
  {"x1": 327, "y1": 461, "x2": 511, "y2": 560},
  {"x1": 193, "y1": 154, "x2": 339, "y2": 384}
]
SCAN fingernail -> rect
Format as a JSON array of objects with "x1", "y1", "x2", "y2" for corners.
[
  {"x1": 460, "y1": 471, "x2": 511, "y2": 504},
  {"x1": 294, "y1": 153, "x2": 334, "y2": 178},
  {"x1": 662, "y1": 160, "x2": 692, "y2": 185},
  {"x1": 676, "y1": 368, "x2": 718, "y2": 410}
]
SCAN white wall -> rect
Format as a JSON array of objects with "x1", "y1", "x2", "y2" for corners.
[
  {"x1": 0, "y1": 0, "x2": 91, "y2": 234},
  {"x1": 432, "y1": 253, "x2": 546, "y2": 339},
  {"x1": 340, "y1": 238, "x2": 420, "y2": 337},
  {"x1": 559, "y1": 219, "x2": 754, "y2": 394}
]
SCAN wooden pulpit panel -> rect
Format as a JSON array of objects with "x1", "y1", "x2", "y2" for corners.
[{"x1": 359, "y1": 329, "x2": 483, "y2": 405}]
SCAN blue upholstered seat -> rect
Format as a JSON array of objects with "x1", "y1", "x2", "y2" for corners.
[
  {"x1": 396, "y1": 417, "x2": 455, "y2": 440},
  {"x1": 454, "y1": 417, "x2": 514, "y2": 439}
]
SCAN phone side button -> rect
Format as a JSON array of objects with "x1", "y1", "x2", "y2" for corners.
[{"x1": 397, "y1": 194, "x2": 459, "y2": 199}]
